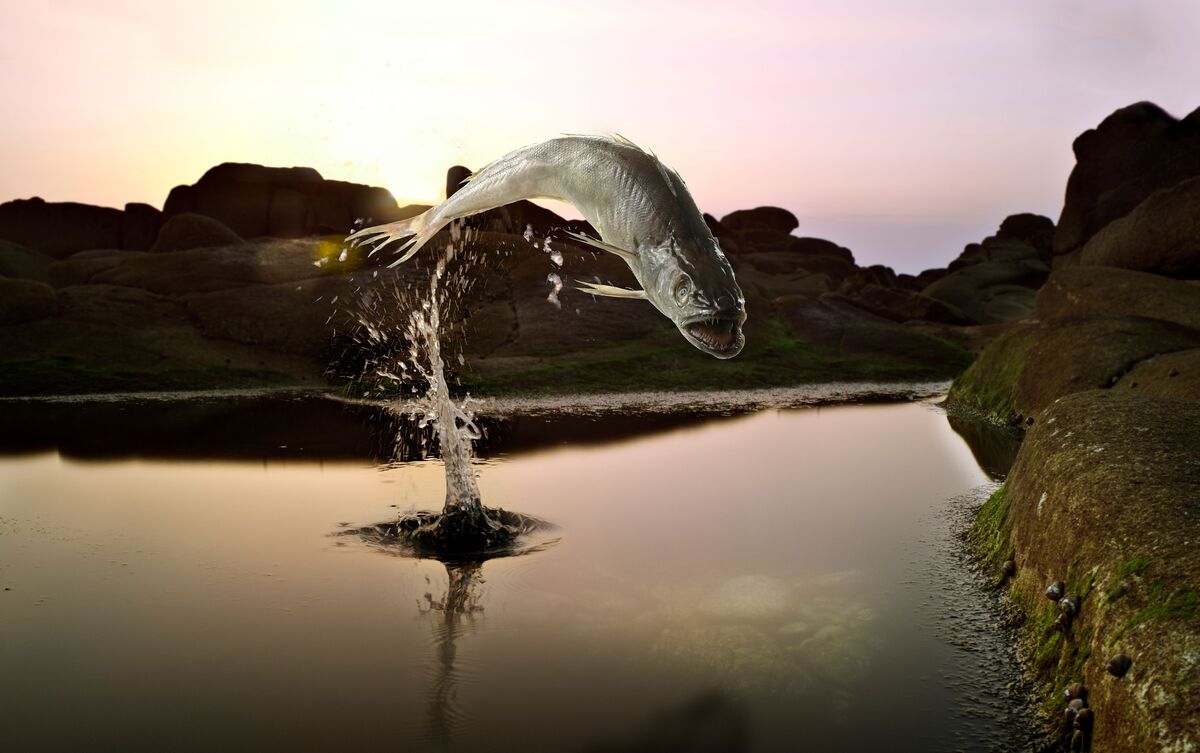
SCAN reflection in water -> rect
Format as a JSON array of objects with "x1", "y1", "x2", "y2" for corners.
[
  {"x1": 583, "y1": 691, "x2": 747, "y2": 753},
  {"x1": 945, "y1": 414, "x2": 1022, "y2": 480},
  {"x1": 421, "y1": 560, "x2": 485, "y2": 745}
]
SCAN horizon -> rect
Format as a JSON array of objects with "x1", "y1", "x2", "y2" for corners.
[{"x1": 2, "y1": 0, "x2": 1199, "y2": 273}]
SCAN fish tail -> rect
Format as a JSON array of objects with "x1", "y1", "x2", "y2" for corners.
[{"x1": 345, "y1": 209, "x2": 442, "y2": 266}]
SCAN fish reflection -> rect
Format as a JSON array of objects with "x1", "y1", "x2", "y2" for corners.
[{"x1": 419, "y1": 559, "x2": 486, "y2": 745}]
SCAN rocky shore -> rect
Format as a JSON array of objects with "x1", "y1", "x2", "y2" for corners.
[
  {"x1": 1, "y1": 148, "x2": 1057, "y2": 397},
  {"x1": 948, "y1": 102, "x2": 1200, "y2": 753}
]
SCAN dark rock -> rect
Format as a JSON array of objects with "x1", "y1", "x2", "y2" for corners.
[
  {"x1": 1035, "y1": 266, "x2": 1200, "y2": 331},
  {"x1": 922, "y1": 259, "x2": 1049, "y2": 324},
  {"x1": 996, "y1": 213, "x2": 1056, "y2": 255},
  {"x1": 47, "y1": 250, "x2": 147, "y2": 288},
  {"x1": 848, "y1": 284, "x2": 973, "y2": 325},
  {"x1": 445, "y1": 166, "x2": 472, "y2": 198},
  {"x1": 1059, "y1": 594, "x2": 1080, "y2": 615},
  {"x1": 0, "y1": 197, "x2": 123, "y2": 258},
  {"x1": 974, "y1": 389, "x2": 1199, "y2": 753},
  {"x1": 0, "y1": 278, "x2": 58, "y2": 324},
  {"x1": 1115, "y1": 349, "x2": 1200, "y2": 401},
  {"x1": 0, "y1": 240, "x2": 53, "y2": 282},
  {"x1": 1054, "y1": 102, "x2": 1200, "y2": 263},
  {"x1": 120, "y1": 202, "x2": 162, "y2": 251},
  {"x1": 162, "y1": 162, "x2": 410, "y2": 238},
  {"x1": 1079, "y1": 176, "x2": 1200, "y2": 278},
  {"x1": 151, "y1": 213, "x2": 244, "y2": 253},
  {"x1": 1074, "y1": 708, "x2": 1094, "y2": 732},
  {"x1": 1047, "y1": 581, "x2": 1066, "y2": 601},
  {"x1": 1001, "y1": 559, "x2": 1016, "y2": 577},
  {"x1": 1065, "y1": 682, "x2": 1088, "y2": 702},
  {"x1": 719, "y1": 206, "x2": 798, "y2": 235},
  {"x1": 1106, "y1": 654, "x2": 1132, "y2": 679}
]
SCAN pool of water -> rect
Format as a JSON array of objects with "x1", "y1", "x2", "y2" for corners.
[{"x1": 0, "y1": 391, "x2": 1038, "y2": 752}]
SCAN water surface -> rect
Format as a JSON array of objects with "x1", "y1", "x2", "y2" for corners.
[{"x1": 0, "y1": 392, "x2": 1038, "y2": 752}]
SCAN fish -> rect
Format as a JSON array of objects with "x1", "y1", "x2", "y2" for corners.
[{"x1": 347, "y1": 135, "x2": 747, "y2": 359}]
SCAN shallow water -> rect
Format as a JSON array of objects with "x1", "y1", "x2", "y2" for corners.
[{"x1": 0, "y1": 392, "x2": 1039, "y2": 752}]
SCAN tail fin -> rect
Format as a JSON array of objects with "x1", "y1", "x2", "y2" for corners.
[{"x1": 346, "y1": 209, "x2": 442, "y2": 267}]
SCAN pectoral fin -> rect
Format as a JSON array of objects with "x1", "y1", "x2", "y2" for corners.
[
  {"x1": 575, "y1": 280, "x2": 648, "y2": 300},
  {"x1": 564, "y1": 231, "x2": 637, "y2": 265}
]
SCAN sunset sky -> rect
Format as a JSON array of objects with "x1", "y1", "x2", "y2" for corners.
[{"x1": 2, "y1": 0, "x2": 1198, "y2": 272}]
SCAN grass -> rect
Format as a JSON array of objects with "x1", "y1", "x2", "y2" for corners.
[
  {"x1": 969, "y1": 484, "x2": 1014, "y2": 572},
  {"x1": 946, "y1": 324, "x2": 1036, "y2": 423},
  {"x1": 0, "y1": 356, "x2": 300, "y2": 396}
]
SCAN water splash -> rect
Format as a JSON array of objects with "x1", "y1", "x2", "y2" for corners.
[{"x1": 342, "y1": 221, "x2": 548, "y2": 553}]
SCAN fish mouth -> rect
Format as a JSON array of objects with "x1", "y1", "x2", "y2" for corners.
[{"x1": 681, "y1": 313, "x2": 746, "y2": 359}]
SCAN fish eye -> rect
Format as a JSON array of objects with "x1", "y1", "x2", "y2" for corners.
[{"x1": 673, "y1": 274, "x2": 693, "y2": 307}]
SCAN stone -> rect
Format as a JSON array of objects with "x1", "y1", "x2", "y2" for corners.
[
  {"x1": 150, "y1": 213, "x2": 244, "y2": 253},
  {"x1": 120, "y1": 202, "x2": 162, "y2": 251},
  {"x1": 1078, "y1": 176, "x2": 1200, "y2": 278},
  {"x1": 0, "y1": 240, "x2": 53, "y2": 282},
  {"x1": 1114, "y1": 349, "x2": 1200, "y2": 401},
  {"x1": 1035, "y1": 266, "x2": 1200, "y2": 331},
  {"x1": 1054, "y1": 102, "x2": 1200, "y2": 263},
  {"x1": 0, "y1": 278, "x2": 58, "y2": 324},
  {"x1": 719, "y1": 206, "x2": 799, "y2": 235},
  {"x1": 445, "y1": 165, "x2": 472, "y2": 198},
  {"x1": 0, "y1": 197, "x2": 123, "y2": 258},
  {"x1": 922, "y1": 259, "x2": 1049, "y2": 324}
]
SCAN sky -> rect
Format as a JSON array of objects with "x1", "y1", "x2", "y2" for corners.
[{"x1": 1, "y1": 0, "x2": 1198, "y2": 272}]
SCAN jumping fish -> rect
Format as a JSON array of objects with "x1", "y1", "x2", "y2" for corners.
[{"x1": 347, "y1": 135, "x2": 747, "y2": 358}]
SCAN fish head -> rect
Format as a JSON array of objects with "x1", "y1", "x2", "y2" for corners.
[{"x1": 640, "y1": 234, "x2": 747, "y2": 359}]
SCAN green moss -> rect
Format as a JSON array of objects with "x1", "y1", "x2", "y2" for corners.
[
  {"x1": 969, "y1": 484, "x2": 1014, "y2": 571},
  {"x1": 0, "y1": 356, "x2": 300, "y2": 396},
  {"x1": 1126, "y1": 589, "x2": 1198, "y2": 630},
  {"x1": 946, "y1": 325, "x2": 1036, "y2": 423},
  {"x1": 455, "y1": 318, "x2": 972, "y2": 397},
  {"x1": 1116, "y1": 557, "x2": 1153, "y2": 579},
  {"x1": 1106, "y1": 557, "x2": 1153, "y2": 603}
]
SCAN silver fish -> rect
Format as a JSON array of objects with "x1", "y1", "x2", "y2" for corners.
[{"x1": 347, "y1": 135, "x2": 747, "y2": 358}]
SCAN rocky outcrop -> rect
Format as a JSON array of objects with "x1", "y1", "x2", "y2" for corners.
[
  {"x1": 0, "y1": 278, "x2": 58, "y2": 324},
  {"x1": 0, "y1": 198, "x2": 124, "y2": 258},
  {"x1": 719, "y1": 206, "x2": 799, "y2": 235},
  {"x1": 1054, "y1": 102, "x2": 1200, "y2": 265},
  {"x1": 0, "y1": 240, "x2": 53, "y2": 282},
  {"x1": 970, "y1": 390, "x2": 1200, "y2": 753},
  {"x1": 162, "y1": 162, "x2": 414, "y2": 238},
  {"x1": 949, "y1": 260, "x2": 1200, "y2": 425},
  {"x1": 919, "y1": 214, "x2": 1054, "y2": 325},
  {"x1": 1078, "y1": 176, "x2": 1200, "y2": 278},
  {"x1": 151, "y1": 213, "x2": 245, "y2": 253}
]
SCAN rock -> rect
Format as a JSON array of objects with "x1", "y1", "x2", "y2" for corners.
[
  {"x1": 974, "y1": 389, "x2": 1200, "y2": 753},
  {"x1": 47, "y1": 250, "x2": 147, "y2": 288},
  {"x1": 0, "y1": 197, "x2": 124, "y2": 258},
  {"x1": 120, "y1": 202, "x2": 162, "y2": 251},
  {"x1": 0, "y1": 278, "x2": 58, "y2": 324},
  {"x1": 845, "y1": 284, "x2": 973, "y2": 325},
  {"x1": 1054, "y1": 102, "x2": 1200, "y2": 264},
  {"x1": 719, "y1": 206, "x2": 798, "y2": 235},
  {"x1": 162, "y1": 162, "x2": 410, "y2": 238},
  {"x1": 1115, "y1": 349, "x2": 1200, "y2": 401},
  {"x1": 1078, "y1": 176, "x2": 1200, "y2": 278},
  {"x1": 87, "y1": 238, "x2": 371, "y2": 294},
  {"x1": 445, "y1": 165, "x2": 472, "y2": 198},
  {"x1": 1106, "y1": 654, "x2": 1132, "y2": 679},
  {"x1": 1012, "y1": 317, "x2": 1200, "y2": 418},
  {"x1": 776, "y1": 292, "x2": 972, "y2": 368},
  {"x1": 914, "y1": 268, "x2": 947, "y2": 289},
  {"x1": 1035, "y1": 266, "x2": 1200, "y2": 331},
  {"x1": 150, "y1": 213, "x2": 244, "y2": 253},
  {"x1": 922, "y1": 259, "x2": 1049, "y2": 324},
  {"x1": 0, "y1": 240, "x2": 53, "y2": 282},
  {"x1": 996, "y1": 213, "x2": 1055, "y2": 256},
  {"x1": 1047, "y1": 582, "x2": 1066, "y2": 601},
  {"x1": 184, "y1": 273, "x2": 379, "y2": 358}
]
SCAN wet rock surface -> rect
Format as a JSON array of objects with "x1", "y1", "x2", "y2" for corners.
[{"x1": 970, "y1": 390, "x2": 1200, "y2": 753}]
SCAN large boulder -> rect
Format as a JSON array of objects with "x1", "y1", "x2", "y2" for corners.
[
  {"x1": 922, "y1": 259, "x2": 1049, "y2": 324},
  {"x1": 0, "y1": 197, "x2": 123, "y2": 258},
  {"x1": 1054, "y1": 102, "x2": 1200, "y2": 264},
  {"x1": 1078, "y1": 176, "x2": 1200, "y2": 278},
  {"x1": 948, "y1": 317, "x2": 1200, "y2": 423},
  {"x1": 847, "y1": 284, "x2": 973, "y2": 325},
  {"x1": 47, "y1": 250, "x2": 148, "y2": 288},
  {"x1": 1114, "y1": 348, "x2": 1200, "y2": 401},
  {"x1": 973, "y1": 389, "x2": 1200, "y2": 753},
  {"x1": 120, "y1": 202, "x2": 163, "y2": 251},
  {"x1": 0, "y1": 278, "x2": 58, "y2": 324},
  {"x1": 162, "y1": 162, "x2": 412, "y2": 238},
  {"x1": 1035, "y1": 266, "x2": 1200, "y2": 331},
  {"x1": 0, "y1": 240, "x2": 53, "y2": 282},
  {"x1": 719, "y1": 206, "x2": 798, "y2": 235},
  {"x1": 151, "y1": 213, "x2": 244, "y2": 253}
]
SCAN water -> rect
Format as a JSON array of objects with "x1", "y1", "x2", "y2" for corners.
[{"x1": 0, "y1": 393, "x2": 1042, "y2": 752}]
